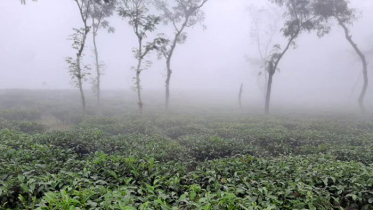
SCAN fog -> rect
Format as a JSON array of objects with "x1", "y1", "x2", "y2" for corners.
[{"x1": 1, "y1": 0, "x2": 373, "y2": 111}]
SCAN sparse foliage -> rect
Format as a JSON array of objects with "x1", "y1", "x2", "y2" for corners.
[
  {"x1": 311, "y1": 0, "x2": 368, "y2": 114},
  {"x1": 90, "y1": 0, "x2": 116, "y2": 105},
  {"x1": 265, "y1": 0, "x2": 326, "y2": 114},
  {"x1": 118, "y1": 0, "x2": 167, "y2": 114},
  {"x1": 154, "y1": 0, "x2": 208, "y2": 110},
  {"x1": 20, "y1": 0, "x2": 37, "y2": 4},
  {"x1": 247, "y1": 4, "x2": 281, "y2": 98},
  {"x1": 66, "y1": 0, "x2": 92, "y2": 115}
]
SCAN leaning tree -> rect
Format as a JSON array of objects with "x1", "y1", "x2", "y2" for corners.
[
  {"x1": 265, "y1": 0, "x2": 327, "y2": 114},
  {"x1": 311, "y1": 0, "x2": 368, "y2": 114},
  {"x1": 118, "y1": 0, "x2": 167, "y2": 114},
  {"x1": 66, "y1": 0, "x2": 92, "y2": 115},
  {"x1": 89, "y1": 0, "x2": 116, "y2": 105},
  {"x1": 154, "y1": 0, "x2": 208, "y2": 110}
]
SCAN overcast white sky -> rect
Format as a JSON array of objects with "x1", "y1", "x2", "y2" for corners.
[{"x1": 0, "y1": 0, "x2": 373, "y2": 108}]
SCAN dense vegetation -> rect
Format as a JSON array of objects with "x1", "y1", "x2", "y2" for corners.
[{"x1": 0, "y1": 91, "x2": 372, "y2": 209}]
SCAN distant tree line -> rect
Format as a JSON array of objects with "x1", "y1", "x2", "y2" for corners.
[{"x1": 20, "y1": 0, "x2": 369, "y2": 115}]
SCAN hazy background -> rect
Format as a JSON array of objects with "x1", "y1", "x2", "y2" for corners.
[{"x1": 1, "y1": 0, "x2": 373, "y2": 111}]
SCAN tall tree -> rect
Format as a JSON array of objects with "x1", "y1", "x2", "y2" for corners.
[
  {"x1": 265, "y1": 0, "x2": 326, "y2": 114},
  {"x1": 118, "y1": 0, "x2": 167, "y2": 114},
  {"x1": 154, "y1": 0, "x2": 208, "y2": 110},
  {"x1": 311, "y1": 0, "x2": 368, "y2": 114},
  {"x1": 66, "y1": 0, "x2": 91, "y2": 115},
  {"x1": 89, "y1": 0, "x2": 116, "y2": 105},
  {"x1": 247, "y1": 4, "x2": 281, "y2": 98}
]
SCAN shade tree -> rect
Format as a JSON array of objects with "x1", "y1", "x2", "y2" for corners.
[
  {"x1": 89, "y1": 0, "x2": 116, "y2": 105},
  {"x1": 154, "y1": 0, "x2": 208, "y2": 110},
  {"x1": 265, "y1": 0, "x2": 329, "y2": 114},
  {"x1": 311, "y1": 0, "x2": 368, "y2": 113},
  {"x1": 247, "y1": 3, "x2": 281, "y2": 98},
  {"x1": 65, "y1": 0, "x2": 92, "y2": 115},
  {"x1": 118, "y1": 0, "x2": 167, "y2": 114}
]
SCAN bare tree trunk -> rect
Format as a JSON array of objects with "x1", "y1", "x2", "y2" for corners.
[
  {"x1": 165, "y1": 57, "x2": 172, "y2": 109},
  {"x1": 164, "y1": 17, "x2": 190, "y2": 110},
  {"x1": 265, "y1": 72, "x2": 274, "y2": 114},
  {"x1": 93, "y1": 35, "x2": 101, "y2": 104},
  {"x1": 76, "y1": 55, "x2": 86, "y2": 115},
  {"x1": 338, "y1": 19, "x2": 368, "y2": 114},
  {"x1": 164, "y1": 34, "x2": 179, "y2": 110},
  {"x1": 135, "y1": 37, "x2": 144, "y2": 114},
  {"x1": 78, "y1": 79, "x2": 86, "y2": 114},
  {"x1": 135, "y1": 36, "x2": 144, "y2": 115},
  {"x1": 239, "y1": 84, "x2": 243, "y2": 109},
  {"x1": 73, "y1": 0, "x2": 90, "y2": 116},
  {"x1": 264, "y1": 30, "x2": 299, "y2": 115},
  {"x1": 76, "y1": 33, "x2": 88, "y2": 115},
  {"x1": 136, "y1": 69, "x2": 143, "y2": 114},
  {"x1": 358, "y1": 64, "x2": 368, "y2": 113},
  {"x1": 263, "y1": 61, "x2": 268, "y2": 98},
  {"x1": 92, "y1": 21, "x2": 101, "y2": 105}
]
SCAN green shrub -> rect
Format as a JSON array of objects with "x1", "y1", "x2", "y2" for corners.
[
  {"x1": 12, "y1": 121, "x2": 45, "y2": 134},
  {"x1": 178, "y1": 135, "x2": 254, "y2": 161}
]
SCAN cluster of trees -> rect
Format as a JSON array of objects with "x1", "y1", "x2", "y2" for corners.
[
  {"x1": 250, "y1": 0, "x2": 369, "y2": 114},
  {"x1": 68, "y1": 0, "x2": 208, "y2": 115},
  {"x1": 21, "y1": 0, "x2": 369, "y2": 115}
]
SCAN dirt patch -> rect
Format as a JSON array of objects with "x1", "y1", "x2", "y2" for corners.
[{"x1": 38, "y1": 113, "x2": 72, "y2": 131}]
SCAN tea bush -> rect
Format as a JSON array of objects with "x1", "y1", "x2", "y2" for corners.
[{"x1": 1, "y1": 107, "x2": 373, "y2": 209}]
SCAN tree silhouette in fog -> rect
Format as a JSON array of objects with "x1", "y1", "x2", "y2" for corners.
[
  {"x1": 311, "y1": 0, "x2": 368, "y2": 114},
  {"x1": 265, "y1": 0, "x2": 330, "y2": 114},
  {"x1": 89, "y1": 0, "x2": 116, "y2": 105},
  {"x1": 118, "y1": 0, "x2": 167, "y2": 114},
  {"x1": 154, "y1": 0, "x2": 208, "y2": 110},
  {"x1": 65, "y1": 0, "x2": 92, "y2": 115}
]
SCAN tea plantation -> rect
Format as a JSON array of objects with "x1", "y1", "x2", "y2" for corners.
[{"x1": 1, "y1": 97, "x2": 373, "y2": 209}]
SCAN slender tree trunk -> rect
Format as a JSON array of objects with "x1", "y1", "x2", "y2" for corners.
[
  {"x1": 263, "y1": 61, "x2": 268, "y2": 98},
  {"x1": 76, "y1": 55, "x2": 86, "y2": 115},
  {"x1": 357, "y1": 60, "x2": 368, "y2": 114},
  {"x1": 164, "y1": 34, "x2": 179, "y2": 110},
  {"x1": 76, "y1": 30, "x2": 88, "y2": 115},
  {"x1": 78, "y1": 79, "x2": 86, "y2": 114},
  {"x1": 264, "y1": 31, "x2": 299, "y2": 115},
  {"x1": 338, "y1": 19, "x2": 368, "y2": 114},
  {"x1": 136, "y1": 68, "x2": 143, "y2": 114},
  {"x1": 265, "y1": 72, "x2": 274, "y2": 115},
  {"x1": 93, "y1": 32, "x2": 101, "y2": 105},
  {"x1": 135, "y1": 37, "x2": 144, "y2": 114},
  {"x1": 265, "y1": 58, "x2": 276, "y2": 114},
  {"x1": 164, "y1": 17, "x2": 189, "y2": 110},
  {"x1": 165, "y1": 57, "x2": 172, "y2": 109},
  {"x1": 239, "y1": 84, "x2": 243, "y2": 109},
  {"x1": 73, "y1": 0, "x2": 90, "y2": 116}
]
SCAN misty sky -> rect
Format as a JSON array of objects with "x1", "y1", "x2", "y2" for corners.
[{"x1": 1, "y1": 0, "x2": 373, "y2": 108}]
